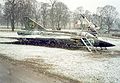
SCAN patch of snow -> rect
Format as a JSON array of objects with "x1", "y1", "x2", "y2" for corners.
[{"x1": 0, "y1": 32, "x2": 120, "y2": 82}]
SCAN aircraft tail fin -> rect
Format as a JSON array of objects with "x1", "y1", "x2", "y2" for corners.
[{"x1": 23, "y1": 17, "x2": 47, "y2": 31}]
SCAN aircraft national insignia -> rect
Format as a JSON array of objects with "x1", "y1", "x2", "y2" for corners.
[{"x1": 29, "y1": 21, "x2": 35, "y2": 29}]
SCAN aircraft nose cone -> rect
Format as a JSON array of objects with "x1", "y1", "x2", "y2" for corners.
[
  {"x1": 104, "y1": 41, "x2": 115, "y2": 47},
  {"x1": 94, "y1": 40, "x2": 115, "y2": 47}
]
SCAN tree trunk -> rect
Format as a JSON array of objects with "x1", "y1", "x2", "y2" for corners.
[
  {"x1": 7, "y1": 19, "x2": 9, "y2": 29},
  {"x1": 57, "y1": 21, "x2": 59, "y2": 30},
  {"x1": 108, "y1": 25, "x2": 111, "y2": 33},
  {"x1": 11, "y1": 3, "x2": 15, "y2": 32},
  {"x1": 17, "y1": 21, "x2": 19, "y2": 27},
  {"x1": 11, "y1": 11, "x2": 15, "y2": 31},
  {"x1": 11, "y1": 18, "x2": 15, "y2": 31},
  {"x1": 43, "y1": 21, "x2": 46, "y2": 28},
  {"x1": 51, "y1": 6, "x2": 55, "y2": 30}
]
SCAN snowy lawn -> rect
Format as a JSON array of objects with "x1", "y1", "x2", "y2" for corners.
[{"x1": 0, "y1": 31, "x2": 120, "y2": 82}]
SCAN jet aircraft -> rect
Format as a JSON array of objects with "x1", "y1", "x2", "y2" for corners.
[{"x1": 0, "y1": 16, "x2": 115, "y2": 52}]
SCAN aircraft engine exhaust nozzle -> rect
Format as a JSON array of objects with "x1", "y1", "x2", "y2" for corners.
[{"x1": 93, "y1": 40, "x2": 115, "y2": 47}]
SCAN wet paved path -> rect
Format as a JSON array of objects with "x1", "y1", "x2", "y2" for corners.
[{"x1": 0, "y1": 58, "x2": 67, "y2": 83}]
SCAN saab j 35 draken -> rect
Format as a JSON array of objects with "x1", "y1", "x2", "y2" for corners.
[{"x1": 1, "y1": 15, "x2": 115, "y2": 52}]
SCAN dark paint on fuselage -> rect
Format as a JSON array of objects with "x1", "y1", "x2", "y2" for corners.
[
  {"x1": 93, "y1": 40, "x2": 115, "y2": 47},
  {"x1": 17, "y1": 37, "x2": 115, "y2": 48}
]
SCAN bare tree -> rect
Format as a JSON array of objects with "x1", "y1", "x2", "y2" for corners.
[
  {"x1": 114, "y1": 18, "x2": 120, "y2": 30},
  {"x1": 49, "y1": 0, "x2": 57, "y2": 30},
  {"x1": 4, "y1": 2, "x2": 11, "y2": 28},
  {"x1": 99, "y1": 5, "x2": 118, "y2": 33},
  {"x1": 5, "y1": 0, "x2": 16, "y2": 31},
  {"x1": 30, "y1": 0, "x2": 41, "y2": 22},
  {"x1": 84, "y1": 10, "x2": 91, "y2": 20},
  {"x1": 18, "y1": 0, "x2": 37, "y2": 24},
  {"x1": 73, "y1": 6, "x2": 85, "y2": 28},
  {"x1": 54, "y1": 2, "x2": 70, "y2": 30},
  {"x1": 4, "y1": 0, "x2": 38, "y2": 29},
  {"x1": 96, "y1": 7, "x2": 108, "y2": 32},
  {"x1": 40, "y1": 2, "x2": 50, "y2": 28}
]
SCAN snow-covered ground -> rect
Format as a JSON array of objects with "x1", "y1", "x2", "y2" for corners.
[{"x1": 0, "y1": 32, "x2": 120, "y2": 82}]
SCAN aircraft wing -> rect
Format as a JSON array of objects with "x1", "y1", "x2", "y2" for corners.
[{"x1": 23, "y1": 17, "x2": 47, "y2": 31}]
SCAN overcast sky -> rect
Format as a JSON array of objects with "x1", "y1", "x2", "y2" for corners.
[
  {"x1": 0, "y1": 0, "x2": 3, "y2": 3},
  {"x1": 0, "y1": 0, "x2": 120, "y2": 14},
  {"x1": 37, "y1": 0, "x2": 120, "y2": 14}
]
